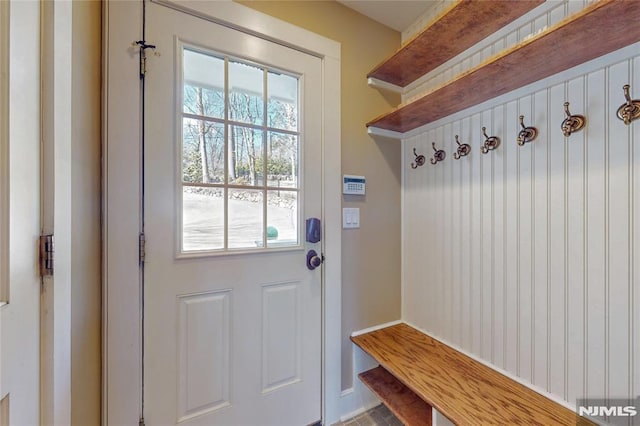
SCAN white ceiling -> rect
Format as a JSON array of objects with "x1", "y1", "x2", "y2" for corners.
[{"x1": 337, "y1": 1, "x2": 438, "y2": 32}]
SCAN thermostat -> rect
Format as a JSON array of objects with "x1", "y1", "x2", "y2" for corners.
[{"x1": 343, "y1": 175, "x2": 365, "y2": 195}]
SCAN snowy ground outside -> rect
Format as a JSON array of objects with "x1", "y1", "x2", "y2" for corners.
[{"x1": 182, "y1": 191, "x2": 298, "y2": 251}]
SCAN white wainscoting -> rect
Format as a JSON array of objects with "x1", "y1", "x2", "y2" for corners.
[{"x1": 402, "y1": 51, "x2": 640, "y2": 416}]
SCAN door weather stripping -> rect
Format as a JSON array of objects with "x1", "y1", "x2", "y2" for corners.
[
  {"x1": 39, "y1": 234, "x2": 54, "y2": 276},
  {"x1": 139, "y1": 232, "x2": 146, "y2": 265}
]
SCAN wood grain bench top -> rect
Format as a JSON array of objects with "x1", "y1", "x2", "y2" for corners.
[{"x1": 351, "y1": 323, "x2": 592, "y2": 426}]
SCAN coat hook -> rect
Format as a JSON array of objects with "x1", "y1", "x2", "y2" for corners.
[
  {"x1": 616, "y1": 84, "x2": 640, "y2": 125},
  {"x1": 480, "y1": 127, "x2": 500, "y2": 154},
  {"x1": 517, "y1": 115, "x2": 538, "y2": 146},
  {"x1": 561, "y1": 102, "x2": 586, "y2": 137},
  {"x1": 430, "y1": 142, "x2": 446, "y2": 165},
  {"x1": 453, "y1": 135, "x2": 471, "y2": 159},
  {"x1": 411, "y1": 147, "x2": 426, "y2": 169}
]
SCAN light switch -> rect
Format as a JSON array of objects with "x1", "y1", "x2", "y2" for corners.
[{"x1": 342, "y1": 208, "x2": 360, "y2": 229}]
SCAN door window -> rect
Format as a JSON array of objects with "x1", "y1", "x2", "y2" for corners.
[{"x1": 181, "y1": 47, "x2": 300, "y2": 252}]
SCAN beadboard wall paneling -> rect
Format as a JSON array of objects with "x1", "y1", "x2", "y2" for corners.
[
  {"x1": 634, "y1": 55, "x2": 640, "y2": 423},
  {"x1": 402, "y1": 0, "x2": 603, "y2": 104},
  {"x1": 400, "y1": 0, "x2": 450, "y2": 43},
  {"x1": 402, "y1": 54, "x2": 640, "y2": 415}
]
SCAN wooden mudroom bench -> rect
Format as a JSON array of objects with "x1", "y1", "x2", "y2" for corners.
[{"x1": 351, "y1": 323, "x2": 593, "y2": 426}]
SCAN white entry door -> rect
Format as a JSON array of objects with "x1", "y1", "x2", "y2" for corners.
[
  {"x1": 0, "y1": 0, "x2": 41, "y2": 424},
  {"x1": 144, "y1": 3, "x2": 323, "y2": 425}
]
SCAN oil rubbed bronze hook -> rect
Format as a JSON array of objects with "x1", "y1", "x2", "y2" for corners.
[
  {"x1": 480, "y1": 127, "x2": 500, "y2": 154},
  {"x1": 411, "y1": 147, "x2": 426, "y2": 169},
  {"x1": 561, "y1": 102, "x2": 586, "y2": 137},
  {"x1": 430, "y1": 142, "x2": 446, "y2": 165},
  {"x1": 517, "y1": 115, "x2": 538, "y2": 146},
  {"x1": 453, "y1": 135, "x2": 471, "y2": 160},
  {"x1": 616, "y1": 84, "x2": 640, "y2": 125}
]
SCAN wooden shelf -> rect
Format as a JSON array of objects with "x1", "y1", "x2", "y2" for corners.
[
  {"x1": 352, "y1": 323, "x2": 594, "y2": 425},
  {"x1": 367, "y1": 0, "x2": 640, "y2": 134},
  {"x1": 359, "y1": 366, "x2": 432, "y2": 426},
  {"x1": 368, "y1": 0, "x2": 543, "y2": 88}
]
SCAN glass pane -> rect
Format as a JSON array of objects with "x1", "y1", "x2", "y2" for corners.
[
  {"x1": 229, "y1": 61, "x2": 264, "y2": 125},
  {"x1": 267, "y1": 190, "x2": 298, "y2": 247},
  {"x1": 228, "y1": 189, "x2": 263, "y2": 249},
  {"x1": 182, "y1": 118, "x2": 225, "y2": 184},
  {"x1": 267, "y1": 132, "x2": 298, "y2": 189},
  {"x1": 268, "y1": 71, "x2": 298, "y2": 131},
  {"x1": 183, "y1": 49, "x2": 225, "y2": 119},
  {"x1": 182, "y1": 186, "x2": 224, "y2": 251},
  {"x1": 229, "y1": 126, "x2": 264, "y2": 186}
]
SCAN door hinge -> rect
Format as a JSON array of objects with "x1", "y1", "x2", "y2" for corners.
[
  {"x1": 139, "y1": 232, "x2": 146, "y2": 265},
  {"x1": 139, "y1": 417, "x2": 145, "y2": 426},
  {"x1": 39, "y1": 234, "x2": 54, "y2": 277}
]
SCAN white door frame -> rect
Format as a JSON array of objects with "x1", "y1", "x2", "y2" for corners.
[
  {"x1": 1, "y1": 1, "x2": 48, "y2": 424},
  {"x1": 103, "y1": 1, "x2": 342, "y2": 424},
  {"x1": 41, "y1": 1, "x2": 73, "y2": 424}
]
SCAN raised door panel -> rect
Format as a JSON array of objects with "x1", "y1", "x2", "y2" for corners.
[
  {"x1": 177, "y1": 291, "x2": 231, "y2": 422},
  {"x1": 262, "y1": 282, "x2": 302, "y2": 393}
]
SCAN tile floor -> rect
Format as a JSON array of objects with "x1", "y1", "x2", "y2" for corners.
[{"x1": 332, "y1": 404, "x2": 402, "y2": 426}]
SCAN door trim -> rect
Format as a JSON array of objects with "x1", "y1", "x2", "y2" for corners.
[
  {"x1": 41, "y1": 1, "x2": 73, "y2": 424},
  {"x1": 0, "y1": 0, "x2": 8, "y2": 305},
  {"x1": 102, "y1": 1, "x2": 342, "y2": 424}
]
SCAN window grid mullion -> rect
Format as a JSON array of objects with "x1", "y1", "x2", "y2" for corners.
[
  {"x1": 183, "y1": 181, "x2": 299, "y2": 192},
  {"x1": 182, "y1": 112, "x2": 300, "y2": 136},
  {"x1": 182, "y1": 112, "x2": 299, "y2": 137},
  {"x1": 223, "y1": 56, "x2": 230, "y2": 250},
  {"x1": 262, "y1": 67, "x2": 268, "y2": 249}
]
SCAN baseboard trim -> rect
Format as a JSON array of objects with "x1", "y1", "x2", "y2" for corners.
[
  {"x1": 338, "y1": 400, "x2": 381, "y2": 423},
  {"x1": 350, "y1": 320, "x2": 403, "y2": 338}
]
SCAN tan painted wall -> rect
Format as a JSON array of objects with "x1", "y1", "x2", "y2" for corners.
[
  {"x1": 70, "y1": 1, "x2": 101, "y2": 424},
  {"x1": 237, "y1": 0, "x2": 402, "y2": 389}
]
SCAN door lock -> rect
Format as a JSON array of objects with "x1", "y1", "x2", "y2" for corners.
[
  {"x1": 306, "y1": 250, "x2": 324, "y2": 270},
  {"x1": 306, "y1": 218, "x2": 321, "y2": 243}
]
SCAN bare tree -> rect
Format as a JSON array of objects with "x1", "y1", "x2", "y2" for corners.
[
  {"x1": 183, "y1": 85, "x2": 225, "y2": 183},
  {"x1": 195, "y1": 88, "x2": 210, "y2": 183},
  {"x1": 229, "y1": 91, "x2": 262, "y2": 185},
  {"x1": 182, "y1": 81, "x2": 298, "y2": 186}
]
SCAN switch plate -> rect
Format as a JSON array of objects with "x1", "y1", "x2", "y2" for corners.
[{"x1": 342, "y1": 208, "x2": 360, "y2": 229}]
